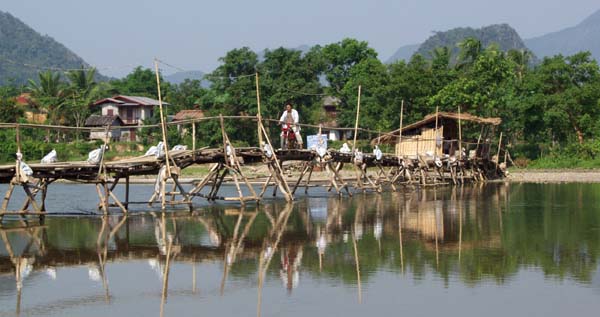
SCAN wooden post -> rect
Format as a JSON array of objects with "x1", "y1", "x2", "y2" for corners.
[
  {"x1": 154, "y1": 59, "x2": 172, "y2": 178},
  {"x1": 496, "y1": 132, "x2": 503, "y2": 173},
  {"x1": 351, "y1": 85, "x2": 362, "y2": 154},
  {"x1": 125, "y1": 175, "x2": 130, "y2": 209},
  {"x1": 397, "y1": 100, "x2": 404, "y2": 156},
  {"x1": 255, "y1": 72, "x2": 263, "y2": 146},
  {"x1": 458, "y1": 106, "x2": 462, "y2": 160},
  {"x1": 192, "y1": 122, "x2": 196, "y2": 160}
]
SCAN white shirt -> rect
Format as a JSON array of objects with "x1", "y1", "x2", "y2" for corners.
[{"x1": 279, "y1": 109, "x2": 299, "y2": 129}]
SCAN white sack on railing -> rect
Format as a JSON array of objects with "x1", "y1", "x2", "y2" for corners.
[
  {"x1": 172, "y1": 144, "x2": 187, "y2": 151},
  {"x1": 41, "y1": 149, "x2": 57, "y2": 164},
  {"x1": 87, "y1": 145, "x2": 107, "y2": 164}
]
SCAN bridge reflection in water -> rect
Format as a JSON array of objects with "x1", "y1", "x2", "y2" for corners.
[{"x1": 2, "y1": 183, "x2": 600, "y2": 317}]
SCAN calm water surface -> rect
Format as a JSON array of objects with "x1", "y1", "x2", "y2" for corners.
[{"x1": 1, "y1": 183, "x2": 599, "y2": 317}]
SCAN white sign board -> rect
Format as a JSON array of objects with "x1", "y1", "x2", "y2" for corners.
[{"x1": 306, "y1": 134, "x2": 328, "y2": 150}]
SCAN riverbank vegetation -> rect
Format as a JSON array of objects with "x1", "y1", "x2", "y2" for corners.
[{"x1": 1, "y1": 38, "x2": 600, "y2": 167}]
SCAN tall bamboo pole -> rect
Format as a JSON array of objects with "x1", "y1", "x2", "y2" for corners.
[
  {"x1": 351, "y1": 85, "x2": 362, "y2": 154},
  {"x1": 496, "y1": 132, "x2": 504, "y2": 170},
  {"x1": 435, "y1": 106, "x2": 439, "y2": 156},
  {"x1": 192, "y1": 122, "x2": 196, "y2": 160},
  {"x1": 154, "y1": 59, "x2": 172, "y2": 178},
  {"x1": 255, "y1": 72, "x2": 263, "y2": 146},
  {"x1": 397, "y1": 100, "x2": 404, "y2": 156},
  {"x1": 458, "y1": 106, "x2": 462, "y2": 160}
]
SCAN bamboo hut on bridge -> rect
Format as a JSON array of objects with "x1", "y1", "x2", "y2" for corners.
[{"x1": 371, "y1": 112, "x2": 501, "y2": 158}]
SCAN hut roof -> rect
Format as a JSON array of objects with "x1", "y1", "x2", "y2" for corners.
[
  {"x1": 85, "y1": 115, "x2": 123, "y2": 127},
  {"x1": 173, "y1": 109, "x2": 205, "y2": 121},
  {"x1": 371, "y1": 111, "x2": 501, "y2": 145}
]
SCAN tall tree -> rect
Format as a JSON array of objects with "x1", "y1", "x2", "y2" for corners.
[{"x1": 27, "y1": 70, "x2": 66, "y2": 124}]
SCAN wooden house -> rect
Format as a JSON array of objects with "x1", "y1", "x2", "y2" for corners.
[
  {"x1": 91, "y1": 95, "x2": 167, "y2": 141},
  {"x1": 172, "y1": 109, "x2": 205, "y2": 135},
  {"x1": 319, "y1": 96, "x2": 351, "y2": 141},
  {"x1": 84, "y1": 115, "x2": 123, "y2": 141},
  {"x1": 372, "y1": 112, "x2": 501, "y2": 157}
]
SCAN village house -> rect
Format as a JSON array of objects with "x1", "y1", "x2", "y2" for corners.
[
  {"x1": 15, "y1": 93, "x2": 47, "y2": 124},
  {"x1": 90, "y1": 95, "x2": 167, "y2": 141},
  {"x1": 172, "y1": 109, "x2": 205, "y2": 136},
  {"x1": 319, "y1": 96, "x2": 351, "y2": 141},
  {"x1": 84, "y1": 115, "x2": 123, "y2": 141}
]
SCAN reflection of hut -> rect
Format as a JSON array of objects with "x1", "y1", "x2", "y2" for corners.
[
  {"x1": 402, "y1": 201, "x2": 444, "y2": 240},
  {"x1": 372, "y1": 112, "x2": 501, "y2": 157}
]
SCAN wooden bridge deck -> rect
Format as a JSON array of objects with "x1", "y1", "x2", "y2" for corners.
[{"x1": 0, "y1": 147, "x2": 402, "y2": 184}]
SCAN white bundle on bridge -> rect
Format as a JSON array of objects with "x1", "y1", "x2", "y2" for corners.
[
  {"x1": 16, "y1": 152, "x2": 33, "y2": 176},
  {"x1": 41, "y1": 149, "x2": 57, "y2": 164},
  {"x1": 339, "y1": 142, "x2": 351, "y2": 154},
  {"x1": 156, "y1": 142, "x2": 165, "y2": 159},
  {"x1": 145, "y1": 142, "x2": 166, "y2": 159},
  {"x1": 353, "y1": 149, "x2": 364, "y2": 163},
  {"x1": 172, "y1": 144, "x2": 187, "y2": 151},
  {"x1": 145, "y1": 145, "x2": 158, "y2": 156},
  {"x1": 262, "y1": 142, "x2": 273, "y2": 158},
  {"x1": 373, "y1": 145, "x2": 383, "y2": 161},
  {"x1": 87, "y1": 145, "x2": 107, "y2": 164}
]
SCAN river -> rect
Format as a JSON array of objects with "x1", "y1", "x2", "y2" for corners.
[{"x1": 1, "y1": 183, "x2": 599, "y2": 316}]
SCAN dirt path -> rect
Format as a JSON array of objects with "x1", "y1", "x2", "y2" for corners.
[{"x1": 508, "y1": 169, "x2": 600, "y2": 183}]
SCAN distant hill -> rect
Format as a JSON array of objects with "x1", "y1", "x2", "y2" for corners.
[
  {"x1": 525, "y1": 9, "x2": 600, "y2": 61},
  {"x1": 0, "y1": 11, "x2": 104, "y2": 85},
  {"x1": 387, "y1": 24, "x2": 531, "y2": 63},
  {"x1": 164, "y1": 70, "x2": 209, "y2": 86},
  {"x1": 416, "y1": 24, "x2": 531, "y2": 60},
  {"x1": 386, "y1": 43, "x2": 420, "y2": 63}
]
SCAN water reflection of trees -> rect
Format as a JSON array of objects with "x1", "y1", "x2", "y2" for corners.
[{"x1": 2, "y1": 182, "x2": 600, "y2": 297}]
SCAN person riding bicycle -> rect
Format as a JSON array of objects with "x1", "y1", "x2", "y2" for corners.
[{"x1": 279, "y1": 103, "x2": 303, "y2": 149}]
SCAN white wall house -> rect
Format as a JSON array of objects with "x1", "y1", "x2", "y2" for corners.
[{"x1": 91, "y1": 95, "x2": 167, "y2": 141}]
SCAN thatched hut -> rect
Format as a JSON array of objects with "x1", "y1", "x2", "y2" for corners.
[{"x1": 371, "y1": 112, "x2": 501, "y2": 157}]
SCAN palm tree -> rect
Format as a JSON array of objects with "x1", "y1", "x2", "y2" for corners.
[
  {"x1": 507, "y1": 49, "x2": 532, "y2": 81},
  {"x1": 27, "y1": 70, "x2": 67, "y2": 125},
  {"x1": 66, "y1": 67, "x2": 97, "y2": 97},
  {"x1": 430, "y1": 46, "x2": 451, "y2": 70},
  {"x1": 65, "y1": 67, "x2": 101, "y2": 137}
]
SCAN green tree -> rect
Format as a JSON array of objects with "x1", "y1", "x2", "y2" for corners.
[
  {"x1": 111, "y1": 66, "x2": 169, "y2": 99},
  {"x1": 27, "y1": 70, "x2": 67, "y2": 124}
]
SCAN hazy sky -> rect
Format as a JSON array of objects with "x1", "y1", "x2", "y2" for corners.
[{"x1": 3, "y1": 0, "x2": 599, "y2": 77}]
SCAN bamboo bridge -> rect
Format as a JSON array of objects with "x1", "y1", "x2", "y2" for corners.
[
  {"x1": 0, "y1": 119, "x2": 505, "y2": 222},
  {"x1": 0, "y1": 67, "x2": 507, "y2": 222}
]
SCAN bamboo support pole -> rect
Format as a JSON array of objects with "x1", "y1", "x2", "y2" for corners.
[
  {"x1": 351, "y1": 85, "x2": 362, "y2": 154},
  {"x1": 458, "y1": 106, "x2": 462, "y2": 160},
  {"x1": 255, "y1": 72, "x2": 263, "y2": 146},
  {"x1": 154, "y1": 59, "x2": 172, "y2": 179},
  {"x1": 192, "y1": 122, "x2": 196, "y2": 160}
]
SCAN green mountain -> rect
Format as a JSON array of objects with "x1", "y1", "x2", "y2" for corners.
[
  {"x1": 525, "y1": 9, "x2": 600, "y2": 61},
  {"x1": 416, "y1": 24, "x2": 530, "y2": 59},
  {"x1": 0, "y1": 11, "x2": 101, "y2": 85},
  {"x1": 385, "y1": 43, "x2": 420, "y2": 63},
  {"x1": 387, "y1": 24, "x2": 531, "y2": 63}
]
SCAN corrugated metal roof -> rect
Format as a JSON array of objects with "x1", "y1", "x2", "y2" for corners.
[
  {"x1": 92, "y1": 95, "x2": 169, "y2": 107},
  {"x1": 118, "y1": 95, "x2": 169, "y2": 106}
]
